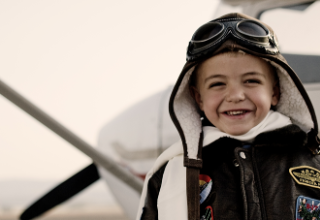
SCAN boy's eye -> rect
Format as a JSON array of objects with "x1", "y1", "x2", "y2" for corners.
[
  {"x1": 209, "y1": 82, "x2": 225, "y2": 88},
  {"x1": 245, "y1": 79, "x2": 260, "y2": 84}
]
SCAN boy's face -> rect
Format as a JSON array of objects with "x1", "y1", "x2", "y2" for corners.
[{"x1": 193, "y1": 52, "x2": 279, "y2": 135}]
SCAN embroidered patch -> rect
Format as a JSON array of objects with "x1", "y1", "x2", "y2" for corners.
[
  {"x1": 200, "y1": 206, "x2": 214, "y2": 220},
  {"x1": 289, "y1": 166, "x2": 320, "y2": 189},
  {"x1": 199, "y1": 174, "x2": 212, "y2": 204},
  {"x1": 296, "y1": 195, "x2": 320, "y2": 220}
]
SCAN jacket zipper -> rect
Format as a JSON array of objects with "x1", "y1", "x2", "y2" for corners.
[{"x1": 251, "y1": 147, "x2": 268, "y2": 220}]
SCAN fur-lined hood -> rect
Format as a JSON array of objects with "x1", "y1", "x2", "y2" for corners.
[{"x1": 169, "y1": 13, "x2": 319, "y2": 170}]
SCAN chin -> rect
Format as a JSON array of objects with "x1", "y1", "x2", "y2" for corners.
[
  {"x1": 227, "y1": 131, "x2": 248, "y2": 136},
  {"x1": 223, "y1": 127, "x2": 251, "y2": 136}
]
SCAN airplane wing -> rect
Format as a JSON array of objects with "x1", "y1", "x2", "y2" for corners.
[
  {"x1": 0, "y1": 79, "x2": 143, "y2": 219},
  {"x1": 217, "y1": 0, "x2": 316, "y2": 18}
]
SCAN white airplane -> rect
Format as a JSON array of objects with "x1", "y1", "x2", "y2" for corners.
[{"x1": 0, "y1": 0, "x2": 319, "y2": 219}]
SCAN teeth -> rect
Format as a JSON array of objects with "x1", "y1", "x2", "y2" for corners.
[{"x1": 227, "y1": 110, "x2": 245, "y2": 116}]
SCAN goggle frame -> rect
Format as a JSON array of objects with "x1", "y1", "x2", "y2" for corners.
[{"x1": 187, "y1": 18, "x2": 279, "y2": 61}]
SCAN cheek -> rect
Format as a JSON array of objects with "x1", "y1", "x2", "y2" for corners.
[
  {"x1": 251, "y1": 89, "x2": 274, "y2": 112},
  {"x1": 201, "y1": 93, "x2": 221, "y2": 113}
]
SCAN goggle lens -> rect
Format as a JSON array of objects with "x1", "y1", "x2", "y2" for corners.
[
  {"x1": 193, "y1": 22, "x2": 223, "y2": 42},
  {"x1": 237, "y1": 21, "x2": 268, "y2": 37},
  {"x1": 187, "y1": 19, "x2": 278, "y2": 61}
]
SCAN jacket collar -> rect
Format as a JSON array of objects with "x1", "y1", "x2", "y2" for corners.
[
  {"x1": 252, "y1": 124, "x2": 308, "y2": 148},
  {"x1": 207, "y1": 124, "x2": 308, "y2": 150}
]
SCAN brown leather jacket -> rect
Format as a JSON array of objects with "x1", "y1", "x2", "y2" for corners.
[{"x1": 140, "y1": 124, "x2": 320, "y2": 220}]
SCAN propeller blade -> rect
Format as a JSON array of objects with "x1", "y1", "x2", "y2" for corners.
[
  {"x1": 0, "y1": 79, "x2": 143, "y2": 193},
  {"x1": 20, "y1": 163, "x2": 100, "y2": 220}
]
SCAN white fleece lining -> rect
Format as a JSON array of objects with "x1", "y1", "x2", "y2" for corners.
[
  {"x1": 264, "y1": 59, "x2": 313, "y2": 132},
  {"x1": 203, "y1": 110, "x2": 291, "y2": 145},
  {"x1": 174, "y1": 66, "x2": 202, "y2": 160},
  {"x1": 173, "y1": 58, "x2": 313, "y2": 161}
]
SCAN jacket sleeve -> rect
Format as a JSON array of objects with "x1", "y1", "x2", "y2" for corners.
[{"x1": 139, "y1": 162, "x2": 168, "y2": 220}]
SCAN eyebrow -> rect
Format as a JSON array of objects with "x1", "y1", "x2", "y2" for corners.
[
  {"x1": 204, "y1": 72, "x2": 266, "y2": 83},
  {"x1": 204, "y1": 74, "x2": 225, "y2": 83},
  {"x1": 243, "y1": 72, "x2": 266, "y2": 78}
]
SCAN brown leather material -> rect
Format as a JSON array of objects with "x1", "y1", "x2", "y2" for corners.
[
  {"x1": 185, "y1": 132, "x2": 203, "y2": 220},
  {"x1": 184, "y1": 132, "x2": 204, "y2": 168},
  {"x1": 186, "y1": 167, "x2": 200, "y2": 220},
  {"x1": 140, "y1": 125, "x2": 320, "y2": 220},
  {"x1": 184, "y1": 158, "x2": 203, "y2": 168},
  {"x1": 141, "y1": 162, "x2": 168, "y2": 220}
]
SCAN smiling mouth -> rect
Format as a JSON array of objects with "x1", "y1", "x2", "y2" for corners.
[{"x1": 225, "y1": 110, "x2": 248, "y2": 116}]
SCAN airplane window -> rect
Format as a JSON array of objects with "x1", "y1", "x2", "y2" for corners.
[{"x1": 260, "y1": 1, "x2": 320, "y2": 83}]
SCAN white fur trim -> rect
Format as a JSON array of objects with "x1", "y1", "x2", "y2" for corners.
[
  {"x1": 174, "y1": 66, "x2": 202, "y2": 159},
  {"x1": 158, "y1": 155, "x2": 187, "y2": 220},
  {"x1": 203, "y1": 110, "x2": 291, "y2": 146},
  {"x1": 264, "y1": 59, "x2": 313, "y2": 132}
]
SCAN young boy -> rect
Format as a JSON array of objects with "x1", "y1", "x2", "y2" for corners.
[{"x1": 137, "y1": 13, "x2": 320, "y2": 220}]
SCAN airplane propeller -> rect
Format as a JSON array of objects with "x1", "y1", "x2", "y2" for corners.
[{"x1": 20, "y1": 163, "x2": 100, "y2": 220}]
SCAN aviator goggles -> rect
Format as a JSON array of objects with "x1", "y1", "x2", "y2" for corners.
[{"x1": 186, "y1": 18, "x2": 279, "y2": 61}]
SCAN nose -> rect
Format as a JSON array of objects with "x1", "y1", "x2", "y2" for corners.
[{"x1": 225, "y1": 85, "x2": 245, "y2": 103}]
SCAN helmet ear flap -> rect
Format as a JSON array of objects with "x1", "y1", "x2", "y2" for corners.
[
  {"x1": 271, "y1": 81, "x2": 280, "y2": 108},
  {"x1": 188, "y1": 65, "x2": 205, "y2": 112},
  {"x1": 263, "y1": 57, "x2": 280, "y2": 110}
]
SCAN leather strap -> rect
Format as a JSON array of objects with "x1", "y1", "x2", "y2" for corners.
[
  {"x1": 186, "y1": 167, "x2": 201, "y2": 220},
  {"x1": 185, "y1": 132, "x2": 203, "y2": 220}
]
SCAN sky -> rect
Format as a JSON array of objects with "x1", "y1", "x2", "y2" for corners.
[{"x1": 0, "y1": 0, "x2": 319, "y2": 211}]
